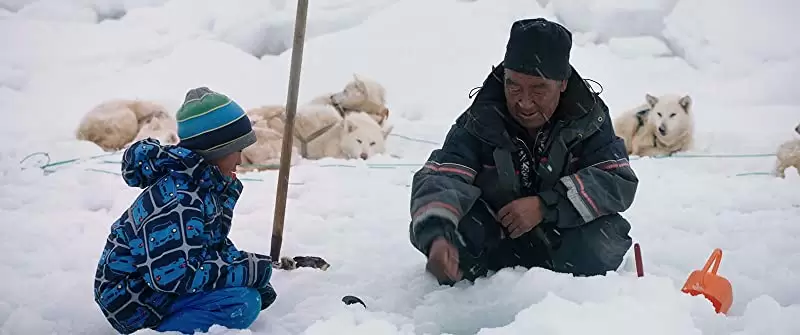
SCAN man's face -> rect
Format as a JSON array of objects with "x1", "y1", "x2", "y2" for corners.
[
  {"x1": 211, "y1": 151, "x2": 242, "y2": 179},
  {"x1": 504, "y1": 69, "x2": 567, "y2": 130}
]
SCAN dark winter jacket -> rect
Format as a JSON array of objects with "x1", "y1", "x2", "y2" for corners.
[
  {"x1": 93, "y1": 139, "x2": 275, "y2": 334},
  {"x1": 410, "y1": 64, "x2": 638, "y2": 255}
]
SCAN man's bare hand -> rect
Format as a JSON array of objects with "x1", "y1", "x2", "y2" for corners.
[
  {"x1": 498, "y1": 196, "x2": 544, "y2": 238},
  {"x1": 426, "y1": 237, "x2": 462, "y2": 282}
]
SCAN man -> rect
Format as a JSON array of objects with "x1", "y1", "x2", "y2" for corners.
[
  {"x1": 93, "y1": 87, "x2": 276, "y2": 334},
  {"x1": 408, "y1": 18, "x2": 638, "y2": 285}
]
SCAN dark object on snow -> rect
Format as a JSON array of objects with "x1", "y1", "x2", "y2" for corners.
[
  {"x1": 503, "y1": 18, "x2": 572, "y2": 81},
  {"x1": 342, "y1": 295, "x2": 366, "y2": 308},
  {"x1": 634, "y1": 243, "x2": 644, "y2": 277},
  {"x1": 275, "y1": 256, "x2": 330, "y2": 271}
]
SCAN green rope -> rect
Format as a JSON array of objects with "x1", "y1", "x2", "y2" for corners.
[
  {"x1": 83, "y1": 168, "x2": 304, "y2": 184},
  {"x1": 735, "y1": 171, "x2": 774, "y2": 177},
  {"x1": 387, "y1": 133, "x2": 441, "y2": 145},
  {"x1": 18, "y1": 133, "x2": 780, "y2": 178},
  {"x1": 631, "y1": 152, "x2": 776, "y2": 160}
]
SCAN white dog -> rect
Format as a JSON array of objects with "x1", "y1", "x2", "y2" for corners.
[
  {"x1": 239, "y1": 104, "x2": 393, "y2": 172},
  {"x1": 75, "y1": 99, "x2": 177, "y2": 151},
  {"x1": 773, "y1": 122, "x2": 800, "y2": 178},
  {"x1": 613, "y1": 93, "x2": 694, "y2": 157},
  {"x1": 309, "y1": 74, "x2": 391, "y2": 127}
]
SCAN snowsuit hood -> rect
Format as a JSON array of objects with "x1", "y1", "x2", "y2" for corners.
[{"x1": 121, "y1": 138, "x2": 229, "y2": 191}]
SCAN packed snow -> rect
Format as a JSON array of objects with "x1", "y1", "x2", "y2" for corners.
[{"x1": 1, "y1": 0, "x2": 799, "y2": 334}]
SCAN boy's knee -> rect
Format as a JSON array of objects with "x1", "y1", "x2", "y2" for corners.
[
  {"x1": 224, "y1": 288, "x2": 262, "y2": 329},
  {"x1": 258, "y1": 284, "x2": 277, "y2": 310},
  {"x1": 240, "y1": 288, "x2": 263, "y2": 324}
]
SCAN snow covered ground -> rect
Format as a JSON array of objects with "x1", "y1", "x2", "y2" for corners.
[{"x1": 1, "y1": 0, "x2": 799, "y2": 334}]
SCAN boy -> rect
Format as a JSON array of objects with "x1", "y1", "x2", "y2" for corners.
[{"x1": 93, "y1": 87, "x2": 276, "y2": 334}]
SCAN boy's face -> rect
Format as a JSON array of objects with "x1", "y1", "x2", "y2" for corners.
[{"x1": 211, "y1": 151, "x2": 242, "y2": 179}]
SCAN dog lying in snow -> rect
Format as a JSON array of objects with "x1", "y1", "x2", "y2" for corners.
[
  {"x1": 309, "y1": 74, "x2": 391, "y2": 127},
  {"x1": 239, "y1": 104, "x2": 393, "y2": 172},
  {"x1": 132, "y1": 110, "x2": 179, "y2": 145},
  {"x1": 773, "y1": 122, "x2": 800, "y2": 178},
  {"x1": 613, "y1": 93, "x2": 694, "y2": 157},
  {"x1": 75, "y1": 99, "x2": 179, "y2": 151}
]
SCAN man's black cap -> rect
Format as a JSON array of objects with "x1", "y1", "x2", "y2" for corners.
[{"x1": 503, "y1": 18, "x2": 573, "y2": 81}]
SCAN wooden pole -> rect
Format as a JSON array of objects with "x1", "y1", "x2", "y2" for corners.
[{"x1": 270, "y1": 0, "x2": 309, "y2": 261}]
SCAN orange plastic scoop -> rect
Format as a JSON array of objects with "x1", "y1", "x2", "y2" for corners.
[{"x1": 681, "y1": 248, "x2": 733, "y2": 314}]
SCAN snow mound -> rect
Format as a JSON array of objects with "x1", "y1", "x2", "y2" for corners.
[
  {"x1": 16, "y1": 0, "x2": 97, "y2": 23},
  {"x1": 548, "y1": 0, "x2": 678, "y2": 42},
  {"x1": 0, "y1": 0, "x2": 33, "y2": 12},
  {"x1": 0, "y1": 65, "x2": 26, "y2": 90},
  {"x1": 546, "y1": 0, "x2": 800, "y2": 105},
  {"x1": 608, "y1": 36, "x2": 673, "y2": 59},
  {"x1": 211, "y1": 0, "x2": 398, "y2": 57},
  {"x1": 7, "y1": 0, "x2": 168, "y2": 22},
  {"x1": 663, "y1": 0, "x2": 800, "y2": 74}
]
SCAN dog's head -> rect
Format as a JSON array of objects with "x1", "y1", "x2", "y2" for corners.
[
  {"x1": 338, "y1": 112, "x2": 391, "y2": 160},
  {"x1": 134, "y1": 116, "x2": 179, "y2": 145},
  {"x1": 645, "y1": 93, "x2": 693, "y2": 144},
  {"x1": 331, "y1": 74, "x2": 387, "y2": 111}
]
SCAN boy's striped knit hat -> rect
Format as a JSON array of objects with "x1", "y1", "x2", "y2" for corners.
[{"x1": 176, "y1": 87, "x2": 256, "y2": 161}]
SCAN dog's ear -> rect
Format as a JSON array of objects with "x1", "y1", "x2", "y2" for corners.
[
  {"x1": 645, "y1": 93, "x2": 658, "y2": 107},
  {"x1": 352, "y1": 74, "x2": 367, "y2": 93},
  {"x1": 344, "y1": 118, "x2": 358, "y2": 133},
  {"x1": 679, "y1": 95, "x2": 692, "y2": 112},
  {"x1": 379, "y1": 107, "x2": 390, "y2": 120},
  {"x1": 381, "y1": 124, "x2": 394, "y2": 140}
]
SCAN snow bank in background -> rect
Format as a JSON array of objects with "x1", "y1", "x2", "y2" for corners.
[
  {"x1": 664, "y1": 0, "x2": 800, "y2": 69},
  {"x1": 546, "y1": 0, "x2": 800, "y2": 104},
  {"x1": 661, "y1": 0, "x2": 800, "y2": 105},
  {"x1": 6, "y1": 0, "x2": 169, "y2": 21},
  {"x1": 212, "y1": 0, "x2": 398, "y2": 57},
  {"x1": 548, "y1": 0, "x2": 678, "y2": 43},
  {"x1": 607, "y1": 36, "x2": 672, "y2": 59},
  {"x1": 0, "y1": 0, "x2": 33, "y2": 11},
  {"x1": 3, "y1": 0, "x2": 397, "y2": 56},
  {"x1": 0, "y1": 65, "x2": 26, "y2": 91},
  {"x1": 16, "y1": 0, "x2": 98, "y2": 23}
]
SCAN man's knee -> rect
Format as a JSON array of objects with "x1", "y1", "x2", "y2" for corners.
[{"x1": 550, "y1": 214, "x2": 632, "y2": 276}]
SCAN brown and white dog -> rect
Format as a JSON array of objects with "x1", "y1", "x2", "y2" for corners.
[
  {"x1": 773, "y1": 122, "x2": 800, "y2": 178},
  {"x1": 309, "y1": 74, "x2": 391, "y2": 127},
  {"x1": 75, "y1": 99, "x2": 178, "y2": 152},
  {"x1": 239, "y1": 104, "x2": 392, "y2": 172}
]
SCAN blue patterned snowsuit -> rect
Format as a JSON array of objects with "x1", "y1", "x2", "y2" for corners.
[{"x1": 93, "y1": 139, "x2": 276, "y2": 334}]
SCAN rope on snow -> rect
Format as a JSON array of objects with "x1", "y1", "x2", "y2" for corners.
[{"x1": 17, "y1": 133, "x2": 780, "y2": 179}]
